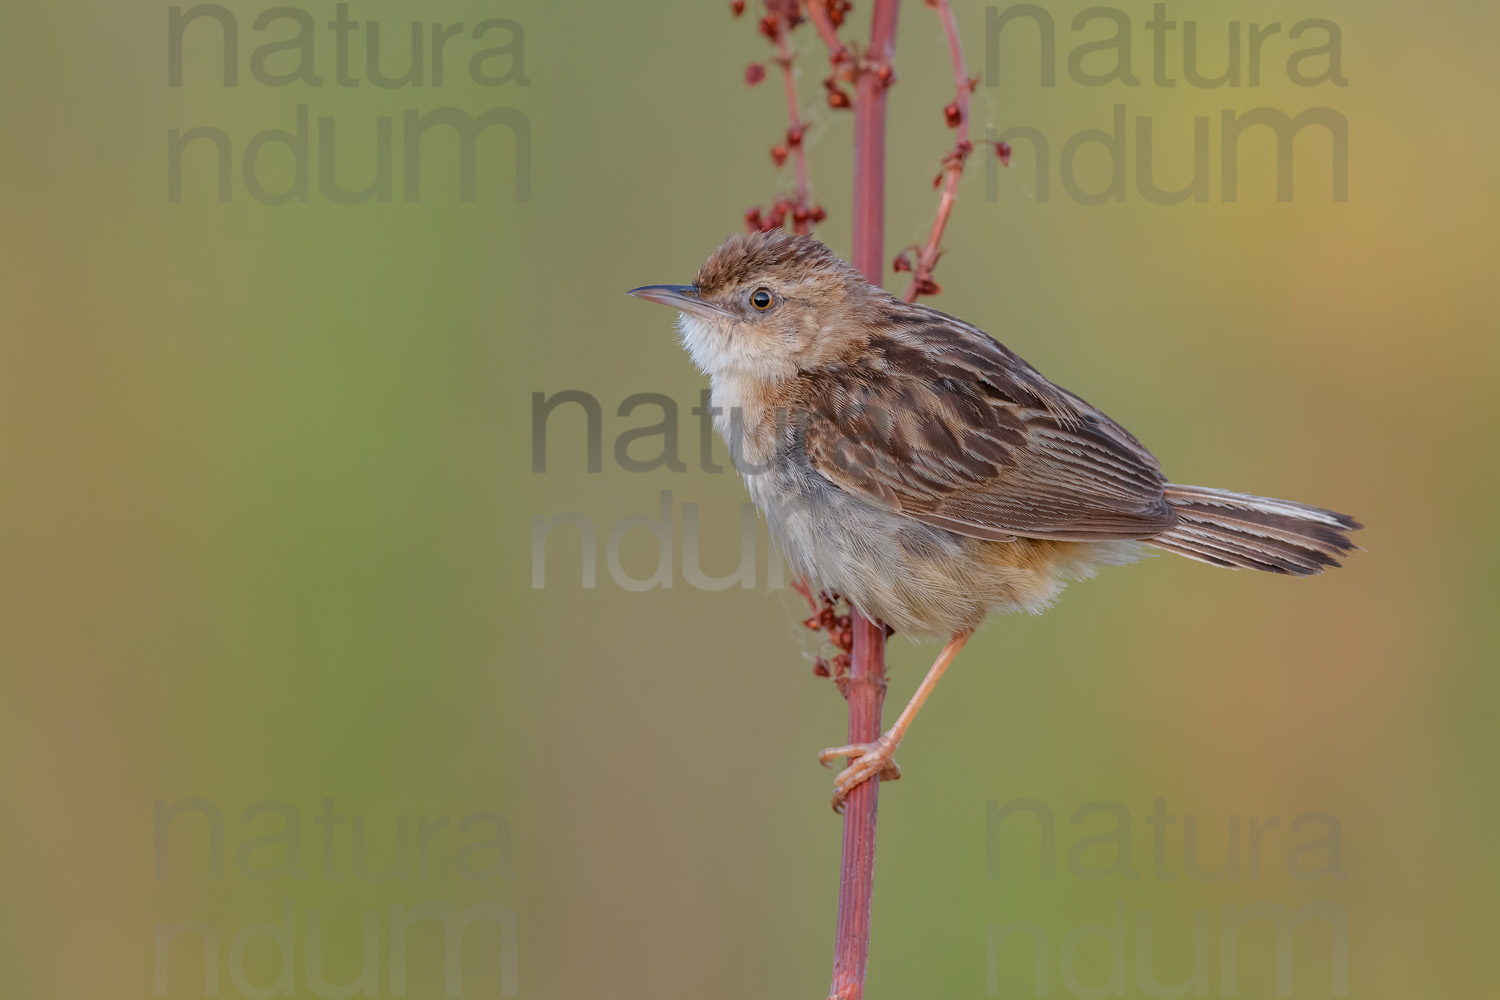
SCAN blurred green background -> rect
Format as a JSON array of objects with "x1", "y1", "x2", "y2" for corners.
[{"x1": 2, "y1": 1, "x2": 1496, "y2": 997}]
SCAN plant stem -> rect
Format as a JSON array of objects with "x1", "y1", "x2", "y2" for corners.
[
  {"x1": 805, "y1": 0, "x2": 850, "y2": 63},
  {"x1": 904, "y1": 0, "x2": 971, "y2": 302},
  {"x1": 830, "y1": 5, "x2": 898, "y2": 997},
  {"x1": 773, "y1": 24, "x2": 811, "y2": 232}
]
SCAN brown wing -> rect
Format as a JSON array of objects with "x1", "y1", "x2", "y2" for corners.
[{"x1": 800, "y1": 311, "x2": 1176, "y2": 542}]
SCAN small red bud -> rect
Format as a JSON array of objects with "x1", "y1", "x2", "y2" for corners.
[
  {"x1": 996, "y1": 140, "x2": 1013, "y2": 166},
  {"x1": 744, "y1": 206, "x2": 764, "y2": 232},
  {"x1": 968, "y1": 72, "x2": 982, "y2": 92},
  {"x1": 877, "y1": 64, "x2": 895, "y2": 86},
  {"x1": 828, "y1": 0, "x2": 851, "y2": 28},
  {"x1": 731, "y1": 0, "x2": 746, "y2": 15},
  {"x1": 809, "y1": 204, "x2": 827, "y2": 223},
  {"x1": 813, "y1": 657, "x2": 831, "y2": 677},
  {"x1": 757, "y1": 15, "x2": 779, "y2": 40},
  {"x1": 944, "y1": 102, "x2": 962, "y2": 127},
  {"x1": 770, "y1": 145, "x2": 788, "y2": 166},
  {"x1": 932, "y1": 172, "x2": 943, "y2": 189},
  {"x1": 827, "y1": 87, "x2": 851, "y2": 109},
  {"x1": 744, "y1": 63, "x2": 765, "y2": 86},
  {"x1": 786, "y1": 123, "x2": 806, "y2": 147},
  {"x1": 892, "y1": 251, "x2": 913, "y2": 272}
]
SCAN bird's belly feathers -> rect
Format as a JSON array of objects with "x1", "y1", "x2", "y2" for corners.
[{"x1": 740, "y1": 453, "x2": 1139, "y2": 638}]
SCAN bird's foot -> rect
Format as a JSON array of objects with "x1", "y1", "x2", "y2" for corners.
[{"x1": 819, "y1": 731, "x2": 902, "y2": 813}]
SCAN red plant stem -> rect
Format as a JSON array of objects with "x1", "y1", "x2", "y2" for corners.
[
  {"x1": 829, "y1": 612, "x2": 889, "y2": 1000},
  {"x1": 850, "y1": 2, "x2": 898, "y2": 290},
  {"x1": 774, "y1": 26, "x2": 811, "y2": 233},
  {"x1": 904, "y1": 0, "x2": 970, "y2": 303},
  {"x1": 830, "y1": 6, "x2": 898, "y2": 998},
  {"x1": 804, "y1": 1, "x2": 850, "y2": 63}
]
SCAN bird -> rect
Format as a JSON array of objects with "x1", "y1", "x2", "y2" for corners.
[{"x1": 628, "y1": 230, "x2": 1360, "y2": 810}]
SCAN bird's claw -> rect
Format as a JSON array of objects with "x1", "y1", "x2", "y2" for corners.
[{"x1": 819, "y1": 734, "x2": 902, "y2": 812}]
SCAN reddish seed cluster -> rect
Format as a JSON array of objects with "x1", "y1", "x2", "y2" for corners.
[
  {"x1": 744, "y1": 201, "x2": 827, "y2": 233},
  {"x1": 757, "y1": 1, "x2": 803, "y2": 40},
  {"x1": 796, "y1": 583, "x2": 855, "y2": 697},
  {"x1": 737, "y1": 2, "x2": 839, "y2": 235},
  {"x1": 824, "y1": 75, "x2": 852, "y2": 109},
  {"x1": 769, "y1": 119, "x2": 809, "y2": 169},
  {"x1": 892, "y1": 247, "x2": 940, "y2": 298},
  {"x1": 766, "y1": 0, "x2": 803, "y2": 24}
]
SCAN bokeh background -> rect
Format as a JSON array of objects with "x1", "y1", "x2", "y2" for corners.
[{"x1": 2, "y1": 1, "x2": 1497, "y2": 997}]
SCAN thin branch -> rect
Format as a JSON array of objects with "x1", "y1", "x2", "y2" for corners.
[
  {"x1": 831, "y1": 5, "x2": 898, "y2": 997},
  {"x1": 804, "y1": 0, "x2": 852, "y2": 65},
  {"x1": 773, "y1": 25, "x2": 812, "y2": 232},
  {"x1": 848, "y1": 0, "x2": 898, "y2": 287},
  {"x1": 740, "y1": 5, "x2": 829, "y2": 234},
  {"x1": 902, "y1": 0, "x2": 973, "y2": 302}
]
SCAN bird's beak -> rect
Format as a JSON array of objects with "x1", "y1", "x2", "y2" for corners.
[{"x1": 626, "y1": 284, "x2": 731, "y2": 320}]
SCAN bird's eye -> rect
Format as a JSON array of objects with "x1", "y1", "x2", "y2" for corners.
[{"x1": 750, "y1": 288, "x2": 774, "y2": 311}]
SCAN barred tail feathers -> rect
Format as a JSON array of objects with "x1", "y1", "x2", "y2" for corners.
[{"x1": 1148, "y1": 485, "x2": 1361, "y2": 576}]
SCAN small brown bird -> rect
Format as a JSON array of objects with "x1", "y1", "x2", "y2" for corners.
[{"x1": 629, "y1": 231, "x2": 1360, "y2": 810}]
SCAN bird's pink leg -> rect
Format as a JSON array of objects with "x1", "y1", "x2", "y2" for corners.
[{"x1": 819, "y1": 631, "x2": 972, "y2": 812}]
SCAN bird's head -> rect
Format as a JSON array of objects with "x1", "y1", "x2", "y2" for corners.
[{"x1": 628, "y1": 231, "x2": 879, "y2": 382}]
